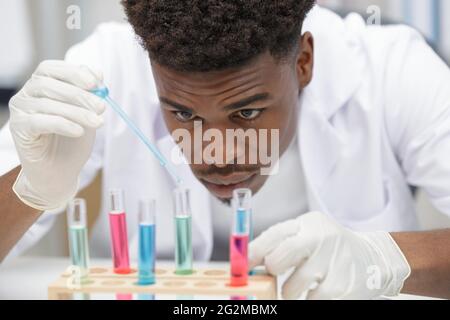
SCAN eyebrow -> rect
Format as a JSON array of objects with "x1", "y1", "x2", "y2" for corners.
[
  {"x1": 223, "y1": 93, "x2": 270, "y2": 111},
  {"x1": 159, "y1": 92, "x2": 270, "y2": 113},
  {"x1": 159, "y1": 97, "x2": 193, "y2": 113}
]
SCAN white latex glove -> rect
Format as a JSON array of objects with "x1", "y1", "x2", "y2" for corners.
[
  {"x1": 9, "y1": 60, "x2": 106, "y2": 211},
  {"x1": 249, "y1": 212, "x2": 411, "y2": 300}
]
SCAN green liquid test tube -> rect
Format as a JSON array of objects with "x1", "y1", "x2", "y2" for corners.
[
  {"x1": 67, "y1": 198, "x2": 90, "y2": 284},
  {"x1": 173, "y1": 187, "x2": 193, "y2": 275}
]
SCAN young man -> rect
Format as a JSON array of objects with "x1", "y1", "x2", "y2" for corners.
[{"x1": 0, "y1": 1, "x2": 449, "y2": 299}]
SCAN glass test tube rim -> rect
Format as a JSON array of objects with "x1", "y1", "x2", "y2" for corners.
[
  {"x1": 232, "y1": 188, "x2": 252, "y2": 211},
  {"x1": 139, "y1": 198, "x2": 157, "y2": 226},
  {"x1": 109, "y1": 188, "x2": 125, "y2": 214},
  {"x1": 174, "y1": 187, "x2": 192, "y2": 217},
  {"x1": 67, "y1": 198, "x2": 87, "y2": 228}
]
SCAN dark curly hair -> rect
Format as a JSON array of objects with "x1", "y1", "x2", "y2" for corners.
[{"x1": 122, "y1": 0, "x2": 316, "y2": 72}]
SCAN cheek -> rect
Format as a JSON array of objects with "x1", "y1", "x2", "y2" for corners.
[
  {"x1": 258, "y1": 104, "x2": 298, "y2": 159},
  {"x1": 260, "y1": 102, "x2": 296, "y2": 134}
]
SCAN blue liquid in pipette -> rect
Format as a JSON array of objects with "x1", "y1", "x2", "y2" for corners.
[
  {"x1": 91, "y1": 86, "x2": 182, "y2": 185},
  {"x1": 138, "y1": 223, "x2": 156, "y2": 285}
]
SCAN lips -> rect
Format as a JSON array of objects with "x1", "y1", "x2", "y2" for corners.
[{"x1": 201, "y1": 173, "x2": 256, "y2": 199}]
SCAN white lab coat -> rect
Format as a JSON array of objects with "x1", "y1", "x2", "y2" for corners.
[{"x1": 2, "y1": 6, "x2": 450, "y2": 261}]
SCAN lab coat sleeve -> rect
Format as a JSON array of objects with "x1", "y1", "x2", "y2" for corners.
[
  {"x1": 384, "y1": 27, "x2": 450, "y2": 217},
  {"x1": 0, "y1": 120, "x2": 62, "y2": 261},
  {"x1": 1, "y1": 26, "x2": 108, "y2": 261},
  {"x1": 0, "y1": 121, "x2": 19, "y2": 174}
]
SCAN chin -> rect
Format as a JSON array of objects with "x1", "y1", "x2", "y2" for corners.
[
  {"x1": 197, "y1": 173, "x2": 268, "y2": 203},
  {"x1": 216, "y1": 197, "x2": 232, "y2": 206}
]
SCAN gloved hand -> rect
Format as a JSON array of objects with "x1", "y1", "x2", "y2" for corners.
[
  {"x1": 249, "y1": 211, "x2": 411, "y2": 300},
  {"x1": 9, "y1": 60, "x2": 106, "y2": 211}
]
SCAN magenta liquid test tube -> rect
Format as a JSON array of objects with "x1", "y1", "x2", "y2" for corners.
[
  {"x1": 229, "y1": 191, "x2": 251, "y2": 287},
  {"x1": 108, "y1": 189, "x2": 131, "y2": 274}
]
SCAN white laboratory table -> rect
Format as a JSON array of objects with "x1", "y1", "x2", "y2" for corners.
[{"x1": 0, "y1": 257, "x2": 439, "y2": 300}]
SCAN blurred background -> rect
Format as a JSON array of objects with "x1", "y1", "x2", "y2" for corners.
[{"x1": 0, "y1": 0, "x2": 449, "y2": 257}]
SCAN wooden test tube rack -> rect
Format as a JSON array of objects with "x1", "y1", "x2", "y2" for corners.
[{"x1": 48, "y1": 266, "x2": 277, "y2": 300}]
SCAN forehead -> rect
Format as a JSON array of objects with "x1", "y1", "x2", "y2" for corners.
[{"x1": 151, "y1": 52, "x2": 292, "y2": 98}]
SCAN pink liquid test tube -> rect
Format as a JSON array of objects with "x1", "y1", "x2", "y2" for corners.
[
  {"x1": 229, "y1": 192, "x2": 251, "y2": 287},
  {"x1": 109, "y1": 189, "x2": 131, "y2": 274}
]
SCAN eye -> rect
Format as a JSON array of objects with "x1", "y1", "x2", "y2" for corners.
[
  {"x1": 236, "y1": 109, "x2": 262, "y2": 120},
  {"x1": 174, "y1": 111, "x2": 195, "y2": 122}
]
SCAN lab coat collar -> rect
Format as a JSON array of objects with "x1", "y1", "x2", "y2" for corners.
[
  {"x1": 298, "y1": 13, "x2": 367, "y2": 211},
  {"x1": 303, "y1": 8, "x2": 366, "y2": 119}
]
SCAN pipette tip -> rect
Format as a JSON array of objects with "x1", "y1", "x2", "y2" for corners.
[{"x1": 91, "y1": 86, "x2": 109, "y2": 99}]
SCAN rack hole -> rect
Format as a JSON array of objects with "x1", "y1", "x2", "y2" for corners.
[{"x1": 204, "y1": 270, "x2": 226, "y2": 276}]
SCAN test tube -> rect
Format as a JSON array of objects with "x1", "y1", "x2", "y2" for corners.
[
  {"x1": 232, "y1": 188, "x2": 254, "y2": 275},
  {"x1": 173, "y1": 187, "x2": 193, "y2": 275},
  {"x1": 108, "y1": 189, "x2": 131, "y2": 274},
  {"x1": 229, "y1": 190, "x2": 251, "y2": 287},
  {"x1": 138, "y1": 198, "x2": 156, "y2": 285},
  {"x1": 232, "y1": 189, "x2": 252, "y2": 236},
  {"x1": 67, "y1": 198, "x2": 90, "y2": 284}
]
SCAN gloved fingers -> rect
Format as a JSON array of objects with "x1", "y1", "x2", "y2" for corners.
[
  {"x1": 15, "y1": 97, "x2": 104, "y2": 129},
  {"x1": 34, "y1": 60, "x2": 103, "y2": 90},
  {"x1": 23, "y1": 113, "x2": 85, "y2": 138},
  {"x1": 249, "y1": 218, "x2": 301, "y2": 269},
  {"x1": 23, "y1": 74, "x2": 106, "y2": 115},
  {"x1": 306, "y1": 262, "x2": 359, "y2": 300},
  {"x1": 263, "y1": 234, "x2": 315, "y2": 275},
  {"x1": 306, "y1": 280, "x2": 345, "y2": 300},
  {"x1": 281, "y1": 263, "x2": 325, "y2": 300}
]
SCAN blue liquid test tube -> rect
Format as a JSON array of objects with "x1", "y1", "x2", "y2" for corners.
[
  {"x1": 173, "y1": 187, "x2": 193, "y2": 275},
  {"x1": 232, "y1": 188, "x2": 254, "y2": 275},
  {"x1": 138, "y1": 198, "x2": 156, "y2": 285},
  {"x1": 67, "y1": 198, "x2": 90, "y2": 284}
]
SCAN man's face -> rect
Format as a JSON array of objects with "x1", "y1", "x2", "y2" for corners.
[{"x1": 152, "y1": 34, "x2": 313, "y2": 202}]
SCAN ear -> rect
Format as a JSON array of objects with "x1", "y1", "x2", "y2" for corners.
[{"x1": 295, "y1": 32, "x2": 314, "y2": 90}]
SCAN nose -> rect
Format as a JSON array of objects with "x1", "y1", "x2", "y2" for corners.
[
  {"x1": 212, "y1": 143, "x2": 239, "y2": 168},
  {"x1": 203, "y1": 133, "x2": 247, "y2": 168}
]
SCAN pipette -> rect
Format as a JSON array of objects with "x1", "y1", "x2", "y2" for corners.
[{"x1": 91, "y1": 86, "x2": 182, "y2": 185}]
